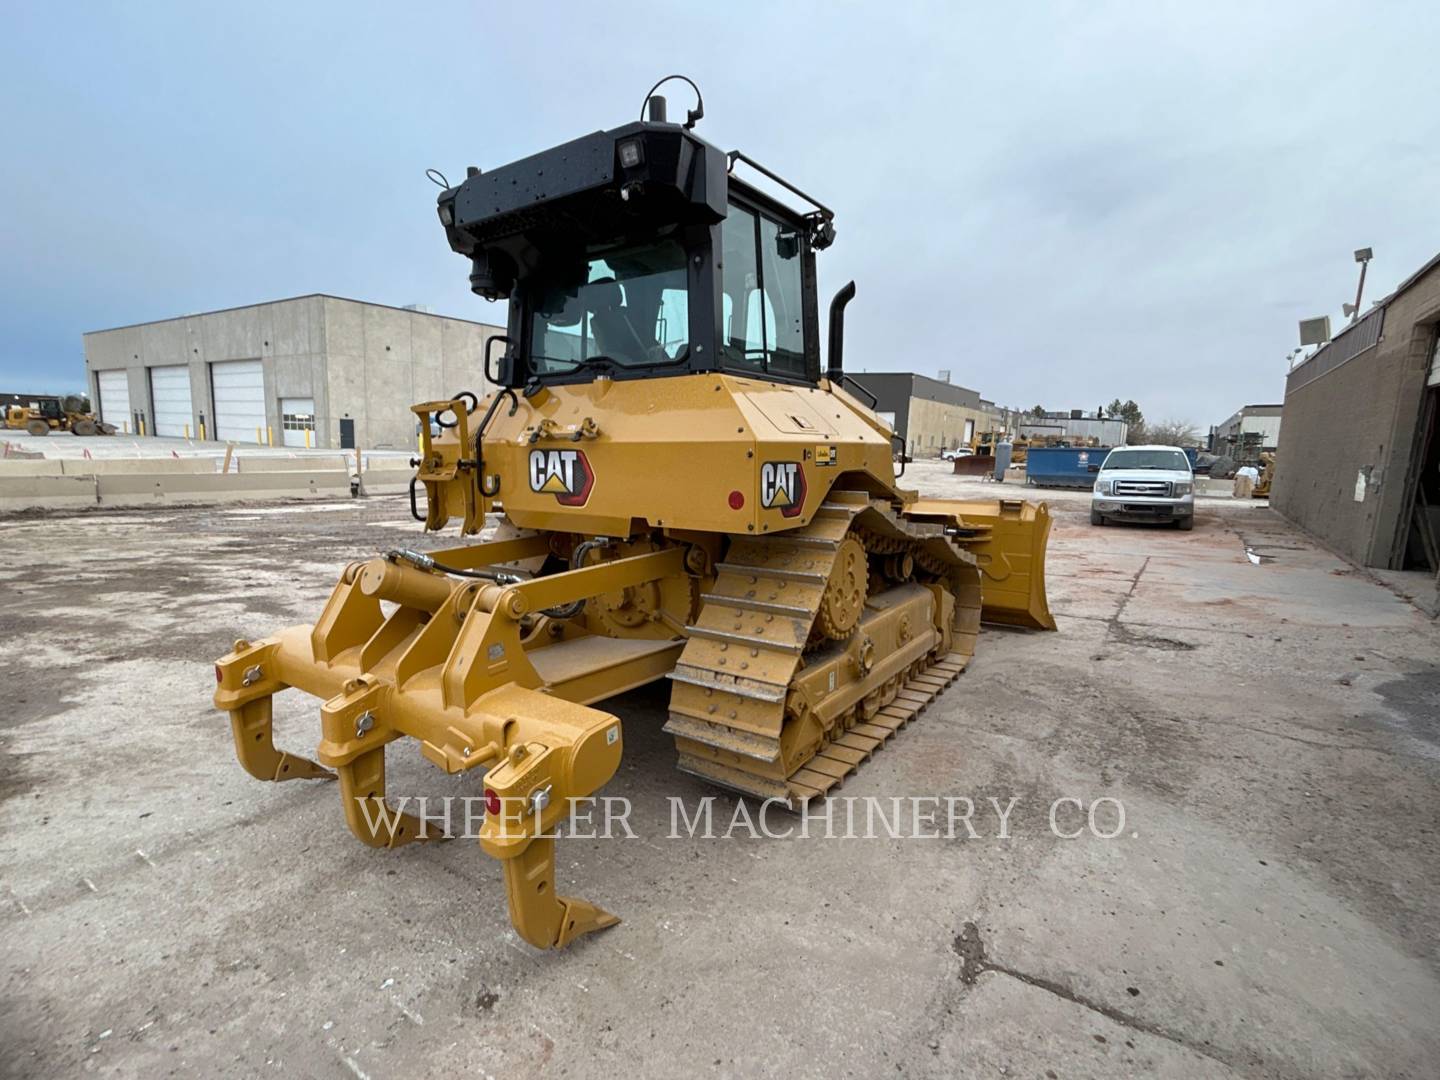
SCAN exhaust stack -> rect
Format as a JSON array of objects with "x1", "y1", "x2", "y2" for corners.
[{"x1": 827, "y1": 281, "x2": 857, "y2": 383}]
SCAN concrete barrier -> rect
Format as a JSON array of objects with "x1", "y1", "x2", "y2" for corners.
[
  {"x1": 96, "y1": 469, "x2": 351, "y2": 506},
  {"x1": 358, "y1": 467, "x2": 414, "y2": 496},
  {"x1": 236, "y1": 455, "x2": 350, "y2": 473},
  {"x1": 0, "y1": 472, "x2": 97, "y2": 509},
  {"x1": 61, "y1": 458, "x2": 217, "y2": 476},
  {"x1": 0, "y1": 456, "x2": 352, "y2": 511},
  {"x1": 0, "y1": 460, "x2": 66, "y2": 477}
]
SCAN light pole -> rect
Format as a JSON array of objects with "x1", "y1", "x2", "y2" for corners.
[{"x1": 1343, "y1": 247, "x2": 1373, "y2": 323}]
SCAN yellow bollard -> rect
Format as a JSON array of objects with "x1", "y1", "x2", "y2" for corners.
[
  {"x1": 256, "y1": 426, "x2": 262, "y2": 445},
  {"x1": 139, "y1": 417, "x2": 146, "y2": 436},
  {"x1": 267, "y1": 426, "x2": 274, "y2": 447},
  {"x1": 184, "y1": 423, "x2": 191, "y2": 440},
  {"x1": 199, "y1": 421, "x2": 206, "y2": 440},
  {"x1": 305, "y1": 428, "x2": 311, "y2": 449}
]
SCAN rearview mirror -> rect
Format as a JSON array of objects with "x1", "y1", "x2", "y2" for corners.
[{"x1": 484, "y1": 334, "x2": 522, "y2": 389}]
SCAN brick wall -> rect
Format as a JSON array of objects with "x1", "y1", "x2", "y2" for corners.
[{"x1": 1271, "y1": 263, "x2": 1440, "y2": 566}]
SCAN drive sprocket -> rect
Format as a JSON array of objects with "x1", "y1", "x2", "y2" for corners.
[{"x1": 816, "y1": 535, "x2": 867, "y2": 640}]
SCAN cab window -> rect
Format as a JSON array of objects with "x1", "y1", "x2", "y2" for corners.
[
  {"x1": 530, "y1": 239, "x2": 689, "y2": 376},
  {"x1": 720, "y1": 202, "x2": 806, "y2": 378}
]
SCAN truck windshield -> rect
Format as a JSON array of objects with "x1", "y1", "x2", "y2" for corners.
[
  {"x1": 529, "y1": 239, "x2": 689, "y2": 375},
  {"x1": 1102, "y1": 449, "x2": 1191, "y2": 471}
]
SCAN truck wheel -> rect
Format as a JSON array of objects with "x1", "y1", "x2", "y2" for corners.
[
  {"x1": 25, "y1": 420, "x2": 49, "y2": 437},
  {"x1": 1090, "y1": 509, "x2": 1105, "y2": 526},
  {"x1": 72, "y1": 419, "x2": 97, "y2": 436},
  {"x1": 1177, "y1": 516, "x2": 1194, "y2": 531}
]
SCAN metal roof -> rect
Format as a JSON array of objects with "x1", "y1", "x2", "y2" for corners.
[{"x1": 83, "y1": 294, "x2": 501, "y2": 336}]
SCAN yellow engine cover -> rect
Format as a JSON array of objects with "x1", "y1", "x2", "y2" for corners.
[{"x1": 479, "y1": 374, "x2": 893, "y2": 537}]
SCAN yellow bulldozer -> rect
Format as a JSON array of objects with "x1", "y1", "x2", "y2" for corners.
[
  {"x1": 214, "y1": 84, "x2": 1056, "y2": 950},
  {"x1": 3, "y1": 394, "x2": 115, "y2": 436}
]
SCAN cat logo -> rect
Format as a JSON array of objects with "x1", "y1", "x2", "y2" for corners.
[
  {"x1": 528, "y1": 448, "x2": 594, "y2": 506},
  {"x1": 760, "y1": 461, "x2": 806, "y2": 518}
]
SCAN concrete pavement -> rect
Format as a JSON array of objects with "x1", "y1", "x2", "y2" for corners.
[{"x1": 2, "y1": 460, "x2": 1437, "y2": 1078}]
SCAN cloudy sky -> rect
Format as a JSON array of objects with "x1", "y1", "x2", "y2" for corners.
[{"x1": 2, "y1": 1, "x2": 1436, "y2": 427}]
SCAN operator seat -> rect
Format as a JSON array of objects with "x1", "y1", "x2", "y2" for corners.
[{"x1": 588, "y1": 278, "x2": 650, "y2": 363}]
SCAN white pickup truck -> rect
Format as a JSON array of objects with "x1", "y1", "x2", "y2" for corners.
[{"x1": 1090, "y1": 445, "x2": 1195, "y2": 530}]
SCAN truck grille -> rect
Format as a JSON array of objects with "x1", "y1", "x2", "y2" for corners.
[{"x1": 1113, "y1": 479, "x2": 1171, "y2": 497}]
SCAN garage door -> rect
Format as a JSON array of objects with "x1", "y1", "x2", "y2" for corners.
[
  {"x1": 211, "y1": 360, "x2": 265, "y2": 443},
  {"x1": 97, "y1": 371, "x2": 131, "y2": 433},
  {"x1": 280, "y1": 397, "x2": 316, "y2": 448},
  {"x1": 149, "y1": 365, "x2": 193, "y2": 437}
]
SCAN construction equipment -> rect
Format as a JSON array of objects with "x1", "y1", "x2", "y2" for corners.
[
  {"x1": 953, "y1": 430, "x2": 1031, "y2": 476},
  {"x1": 214, "y1": 83, "x2": 1056, "y2": 951},
  {"x1": 1252, "y1": 451, "x2": 1275, "y2": 498},
  {"x1": 3, "y1": 394, "x2": 115, "y2": 436}
]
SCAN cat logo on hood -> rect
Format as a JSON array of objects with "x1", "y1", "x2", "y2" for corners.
[
  {"x1": 760, "y1": 461, "x2": 806, "y2": 518},
  {"x1": 528, "y1": 448, "x2": 594, "y2": 506}
]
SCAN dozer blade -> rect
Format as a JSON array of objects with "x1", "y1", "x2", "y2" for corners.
[
  {"x1": 951, "y1": 454, "x2": 997, "y2": 477},
  {"x1": 906, "y1": 497, "x2": 1057, "y2": 631}
]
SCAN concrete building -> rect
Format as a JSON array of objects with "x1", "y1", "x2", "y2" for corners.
[
  {"x1": 1271, "y1": 252, "x2": 1440, "y2": 597},
  {"x1": 849, "y1": 372, "x2": 992, "y2": 457},
  {"x1": 1210, "y1": 404, "x2": 1283, "y2": 460},
  {"x1": 83, "y1": 295, "x2": 503, "y2": 449}
]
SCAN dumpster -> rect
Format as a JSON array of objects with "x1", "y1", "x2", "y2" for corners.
[{"x1": 1025, "y1": 446, "x2": 1112, "y2": 489}]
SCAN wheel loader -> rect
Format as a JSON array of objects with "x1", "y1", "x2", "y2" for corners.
[
  {"x1": 214, "y1": 86, "x2": 1056, "y2": 951},
  {"x1": 3, "y1": 394, "x2": 115, "y2": 436}
]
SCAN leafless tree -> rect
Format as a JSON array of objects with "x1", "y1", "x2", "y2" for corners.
[{"x1": 1144, "y1": 418, "x2": 1200, "y2": 447}]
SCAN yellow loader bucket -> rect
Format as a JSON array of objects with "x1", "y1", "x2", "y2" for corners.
[{"x1": 906, "y1": 498, "x2": 1057, "y2": 631}]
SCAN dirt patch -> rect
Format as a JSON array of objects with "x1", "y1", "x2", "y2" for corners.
[
  {"x1": 1374, "y1": 667, "x2": 1440, "y2": 750},
  {"x1": 952, "y1": 921, "x2": 988, "y2": 985},
  {"x1": 0, "y1": 743, "x2": 39, "y2": 805},
  {"x1": 1109, "y1": 623, "x2": 1197, "y2": 651}
]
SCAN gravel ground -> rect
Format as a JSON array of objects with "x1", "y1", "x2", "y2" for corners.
[{"x1": 2, "y1": 459, "x2": 1438, "y2": 1079}]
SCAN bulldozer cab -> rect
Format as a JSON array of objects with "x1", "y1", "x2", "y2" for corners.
[{"x1": 437, "y1": 118, "x2": 833, "y2": 390}]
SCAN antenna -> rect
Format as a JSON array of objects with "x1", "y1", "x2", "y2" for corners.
[{"x1": 640, "y1": 75, "x2": 705, "y2": 130}]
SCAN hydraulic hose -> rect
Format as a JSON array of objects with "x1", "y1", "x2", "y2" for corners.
[
  {"x1": 385, "y1": 549, "x2": 526, "y2": 585},
  {"x1": 384, "y1": 539, "x2": 611, "y2": 620},
  {"x1": 538, "y1": 538, "x2": 609, "y2": 619}
]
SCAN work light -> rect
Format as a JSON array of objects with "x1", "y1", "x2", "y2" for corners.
[{"x1": 618, "y1": 138, "x2": 644, "y2": 168}]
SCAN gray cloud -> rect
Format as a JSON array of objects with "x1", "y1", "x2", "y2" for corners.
[{"x1": 1, "y1": 0, "x2": 1436, "y2": 430}]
